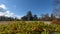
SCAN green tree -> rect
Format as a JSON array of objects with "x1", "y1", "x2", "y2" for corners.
[
  {"x1": 33, "y1": 14, "x2": 38, "y2": 21},
  {"x1": 21, "y1": 16, "x2": 27, "y2": 21},
  {"x1": 26, "y1": 11, "x2": 33, "y2": 20}
]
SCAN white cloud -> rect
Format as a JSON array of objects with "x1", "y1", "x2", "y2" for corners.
[
  {"x1": 0, "y1": 4, "x2": 7, "y2": 9},
  {"x1": 0, "y1": 4, "x2": 21, "y2": 19},
  {"x1": 4, "y1": 11, "x2": 14, "y2": 17},
  {"x1": 0, "y1": 10, "x2": 21, "y2": 19},
  {"x1": 0, "y1": 11, "x2": 14, "y2": 17},
  {"x1": 0, "y1": 12, "x2": 5, "y2": 16}
]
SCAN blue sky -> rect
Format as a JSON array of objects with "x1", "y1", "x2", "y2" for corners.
[{"x1": 0, "y1": 0, "x2": 53, "y2": 18}]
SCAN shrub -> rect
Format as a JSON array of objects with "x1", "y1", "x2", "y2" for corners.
[{"x1": 52, "y1": 19, "x2": 60, "y2": 25}]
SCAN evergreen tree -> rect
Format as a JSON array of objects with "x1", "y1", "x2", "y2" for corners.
[
  {"x1": 26, "y1": 11, "x2": 33, "y2": 20},
  {"x1": 33, "y1": 14, "x2": 38, "y2": 21},
  {"x1": 21, "y1": 16, "x2": 27, "y2": 21}
]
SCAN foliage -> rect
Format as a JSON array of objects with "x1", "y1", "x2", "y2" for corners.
[
  {"x1": 33, "y1": 15, "x2": 38, "y2": 21},
  {"x1": 52, "y1": 19, "x2": 60, "y2": 25},
  {"x1": 0, "y1": 21, "x2": 59, "y2": 34},
  {"x1": 21, "y1": 11, "x2": 33, "y2": 21},
  {"x1": 21, "y1": 11, "x2": 56, "y2": 21}
]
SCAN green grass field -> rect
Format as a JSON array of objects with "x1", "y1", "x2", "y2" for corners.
[{"x1": 0, "y1": 21, "x2": 59, "y2": 34}]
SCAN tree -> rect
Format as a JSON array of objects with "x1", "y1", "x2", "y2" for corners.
[
  {"x1": 40, "y1": 14, "x2": 45, "y2": 21},
  {"x1": 50, "y1": 13, "x2": 56, "y2": 21},
  {"x1": 14, "y1": 17, "x2": 20, "y2": 21},
  {"x1": 40, "y1": 14, "x2": 50, "y2": 21},
  {"x1": 21, "y1": 16, "x2": 27, "y2": 21},
  {"x1": 53, "y1": 0, "x2": 60, "y2": 18},
  {"x1": 33, "y1": 14, "x2": 38, "y2": 21},
  {"x1": 51, "y1": 0, "x2": 60, "y2": 24},
  {"x1": 26, "y1": 11, "x2": 33, "y2": 20},
  {"x1": 44, "y1": 13, "x2": 50, "y2": 21},
  {"x1": 21, "y1": 11, "x2": 33, "y2": 21}
]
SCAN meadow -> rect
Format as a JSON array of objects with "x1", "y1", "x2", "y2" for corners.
[{"x1": 0, "y1": 21, "x2": 59, "y2": 34}]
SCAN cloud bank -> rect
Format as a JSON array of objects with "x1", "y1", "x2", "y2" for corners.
[
  {"x1": 0, "y1": 4, "x2": 21, "y2": 19},
  {"x1": 0, "y1": 4, "x2": 7, "y2": 9}
]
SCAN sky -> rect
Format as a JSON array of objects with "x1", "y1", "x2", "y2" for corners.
[{"x1": 0, "y1": 0, "x2": 53, "y2": 19}]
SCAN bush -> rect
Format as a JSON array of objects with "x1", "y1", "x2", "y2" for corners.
[
  {"x1": 0, "y1": 21, "x2": 59, "y2": 34},
  {"x1": 52, "y1": 19, "x2": 60, "y2": 25}
]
